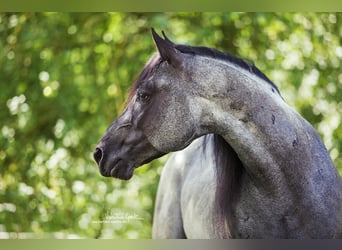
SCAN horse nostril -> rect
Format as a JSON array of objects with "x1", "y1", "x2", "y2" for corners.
[{"x1": 93, "y1": 147, "x2": 103, "y2": 165}]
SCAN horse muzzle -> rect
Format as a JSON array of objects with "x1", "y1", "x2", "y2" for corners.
[{"x1": 93, "y1": 146, "x2": 136, "y2": 180}]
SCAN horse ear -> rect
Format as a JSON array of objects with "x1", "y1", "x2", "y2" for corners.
[
  {"x1": 151, "y1": 28, "x2": 182, "y2": 67},
  {"x1": 161, "y1": 30, "x2": 174, "y2": 45}
]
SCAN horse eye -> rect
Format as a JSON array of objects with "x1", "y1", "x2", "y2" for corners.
[{"x1": 137, "y1": 92, "x2": 151, "y2": 103}]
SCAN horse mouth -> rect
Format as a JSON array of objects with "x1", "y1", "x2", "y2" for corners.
[
  {"x1": 109, "y1": 159, "x2": 135, "y2": 180},
  {"x1": 94, "y1": 144, "x2": 165, "y2": 180}
]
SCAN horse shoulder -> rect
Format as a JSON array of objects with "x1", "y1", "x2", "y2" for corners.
[
  {"x1": 152, "y1": 136, "x2": 217, "y2": 238},
  {"x1": 178, "y1": 137, "x2": 218, "y2": 238},
  {"x1": 152, "y1": 150, "x2": 187, "y2": 238},
  {"x1": 152, "y1": 138, "x2": 210, "y2": 238}
]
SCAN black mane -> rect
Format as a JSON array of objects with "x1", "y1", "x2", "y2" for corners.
[
  {"x1": 175, "y1": 44, "x2": 280, "y2": 94},
  {"x1": 203, "y1": 134, "x2": 243, "y2": 238}
]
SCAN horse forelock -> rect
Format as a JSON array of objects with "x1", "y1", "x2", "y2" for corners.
[{"x1": 125, "y1": 53, "x2": 162, "y2": 106}]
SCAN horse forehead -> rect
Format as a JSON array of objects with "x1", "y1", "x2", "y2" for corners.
[
  {"x1": 154, "y1": 74, "x2": 171, "y2": 88},
  {"x1": 153, "y1": 64, "x2": 184, "y2": 89}
]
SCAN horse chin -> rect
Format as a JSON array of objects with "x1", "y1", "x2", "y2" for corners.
[{"x1": 110, "y1": 161, "x2": 135, "y2": 180}]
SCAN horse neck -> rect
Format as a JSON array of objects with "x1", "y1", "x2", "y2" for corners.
[
  {"x1": 185, "y1": 56, "x2": 340, "y2": 239},
  {"x1": 190, "y1": 57, "x2": 319, "y2": 190}
]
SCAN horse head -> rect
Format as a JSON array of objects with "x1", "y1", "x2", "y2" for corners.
[{"x1": 93, "y1": 30, "x2": 200, "y2": 179}]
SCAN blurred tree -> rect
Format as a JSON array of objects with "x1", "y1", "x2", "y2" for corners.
[{"x1": 0, "y1": 12, "x2": 341, "y2": 238}]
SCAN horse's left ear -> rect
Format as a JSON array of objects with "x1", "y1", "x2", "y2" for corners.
[{"x1": 151, "y1": 28, "x2": 182, "y2": 68}]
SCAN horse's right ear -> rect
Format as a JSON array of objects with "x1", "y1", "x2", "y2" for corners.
[{"x1": 151, "y1": 28, "x2": 182, "y2": 68}]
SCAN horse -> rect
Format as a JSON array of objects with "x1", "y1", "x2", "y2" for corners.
[{"x1": 93, "y1": 29, "x2": 342, "y2": 238}]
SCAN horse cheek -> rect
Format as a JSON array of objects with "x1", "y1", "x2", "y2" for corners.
[{"x1": 146, "y1": 99, "x2": 194, "y2": 153}]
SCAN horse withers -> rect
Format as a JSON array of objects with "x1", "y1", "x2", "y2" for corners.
[{"x1": 94, "y1": 29, "x2": 342, "y2": 238}]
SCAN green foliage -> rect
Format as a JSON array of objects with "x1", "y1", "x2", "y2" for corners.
[{"x1": 1, "y1": 13, "x2": 341, "y2": 238}]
